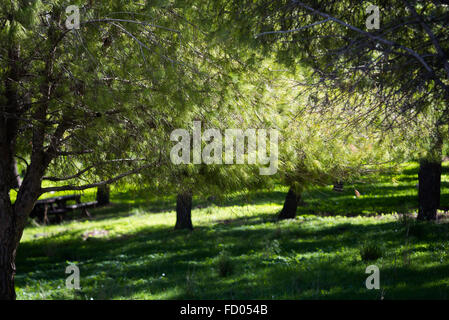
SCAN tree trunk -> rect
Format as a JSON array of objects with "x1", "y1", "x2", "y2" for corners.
[
  {"x1": 96, "y1": 184, "x2": 110, "y2": 206},
  {"x1": 278, "y1": 187, "x2": 300, "y2": 220},
  {"x1": 0, "y1": 164, "x2": 42, "y2": 300},
  {"x1": 0, "y1": 199, "x2": 18, "y2": 300},
  {"x1": 175, "y1": 191, "x2": 193, "y2": 230},
  {"x1": 0, "y1": 239, "x2": 17, "y2": 300},
  {"x1": 417, "y1": 159, "x2": 441, "y2": 221}
]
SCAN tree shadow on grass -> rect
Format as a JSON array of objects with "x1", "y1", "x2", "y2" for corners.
[{"x1": 16, "y1": 210, "x2": 449, "y2": 300}]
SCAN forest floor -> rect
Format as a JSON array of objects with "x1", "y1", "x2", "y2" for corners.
[{"x1": 15, "y1": 162, "x2": 449, "y2": 299}]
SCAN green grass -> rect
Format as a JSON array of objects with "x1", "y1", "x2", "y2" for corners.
[{"x1": 14, "y1": 162, "x2": 449, "y2": 299}]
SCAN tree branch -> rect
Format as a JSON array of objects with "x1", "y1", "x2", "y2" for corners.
[
  {"x1": 40, "y1": 162, "x2": 159, "y2": 193},
  {"x1": 403, "y1": 0, "x2": 449, "y2": 78},
  {"x1": 290, "y1": 0, "x2": 449, "y2": 97},
  {"x1": 255, "y1": 18, "x2": 331, "y2": 37},
  {"x1": 42, "y1": 158, "x2": 147, "y2": 181}
]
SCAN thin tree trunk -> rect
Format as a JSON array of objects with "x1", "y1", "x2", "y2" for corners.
[
  {"x1": 96, "y1": 184, "x2": 110, "y2": 206},
  {"x1": 175, "y1": 191, "x2": 193, "y2": 230},
  {"x1": 417, "y1": 159, "x2": 441, "y2": 221},
  {"x1": 278, "y1": 187, "x2": 300, "y2": 220}
]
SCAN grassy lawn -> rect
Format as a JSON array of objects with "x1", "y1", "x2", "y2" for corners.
[{"x1": 15, "y1": 163, "x2": 449, "y2": 299}]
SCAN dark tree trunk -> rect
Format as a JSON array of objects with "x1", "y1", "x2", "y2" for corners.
[
  {"x1": 175, "y1": 191, "x2": 193, "y2": 230},
  {"x1": 0, "y1": 199, "x2": 18, "y2": 300},
  {"x1": 417, "y1": 159, "x2": 442, "y2": 221},
  {"x1": 0, "y1": 161, "x2": 42, "y2": 300},
  {"x1": 96, "y1": 184, "x2": 110, "y2": 206},
  {"x1": 0, "y1": 238, "x2": 17, "y2": 300},
  {"x1": 278, "y1": 187, "x2": 300, "y2": 220}
]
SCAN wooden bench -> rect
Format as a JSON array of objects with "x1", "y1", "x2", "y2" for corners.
[{"x1": 30, "y1": 195, "x2": 98, "y2": 224}]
